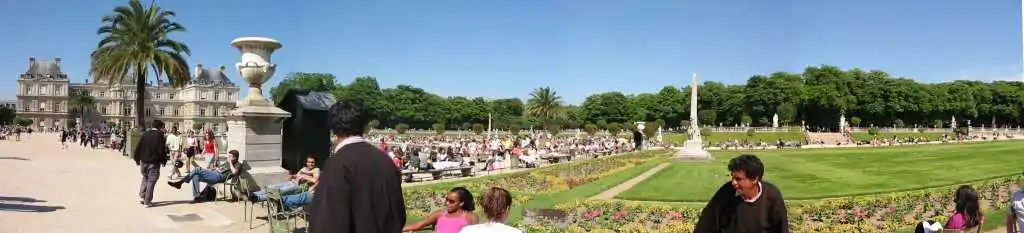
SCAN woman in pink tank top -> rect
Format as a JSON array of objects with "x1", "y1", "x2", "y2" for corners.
[{"x1": 403, "y1": 187, "x2": 478, "y2": 233}]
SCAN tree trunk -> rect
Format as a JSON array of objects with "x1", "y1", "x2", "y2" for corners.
[{"x1": 135, "y1": 67, "x2": 147, "y2": 132}]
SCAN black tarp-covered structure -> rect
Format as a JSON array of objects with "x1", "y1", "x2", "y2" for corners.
[{"x1": 277, "y1": 89, "x2": 336, "y2": 172}]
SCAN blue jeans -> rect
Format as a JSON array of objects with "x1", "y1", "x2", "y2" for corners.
[
  {"x1": 281, "y1": 192, "x2": 313, "y2": 208},
  {"x1": 183, "y1": 167, "x2": 225, "y2": 198},
  {"x1": 252, "y1": 181, "x2": 301, "y2": 201}
]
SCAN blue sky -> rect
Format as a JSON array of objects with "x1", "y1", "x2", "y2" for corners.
[{"x1": 1, "y1": 0, "x2": 1021, "y2": 104}]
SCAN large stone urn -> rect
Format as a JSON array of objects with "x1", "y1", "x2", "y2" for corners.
[
  {"x1": 226, "y1": 37, "x2": 292, "y2": 192},
  {"x1": 232, "y1": 37, "x2": 281, "y2": 107}
]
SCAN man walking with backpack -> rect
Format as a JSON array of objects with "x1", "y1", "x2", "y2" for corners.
[{"x1": 133, "y1": 120, "x2": 170, "y2": 207}]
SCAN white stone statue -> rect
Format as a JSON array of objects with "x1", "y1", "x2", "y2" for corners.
[
  {"x1": 656, "y1": 126, "x2": 663, "y2": 142},
  {"x1": 839, "y1": 114, "x2": 846, "y2": 129},
  {"x1": 772, "y1": 113, "x2": 779, "y2": 128},
  {"x1": 951, "y1": 115, "x2": 957, "y2": 129}
]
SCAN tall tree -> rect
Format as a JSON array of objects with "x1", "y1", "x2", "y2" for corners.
[
  {"x1": 90, "y1": 0, "x2": 191, "y2": 131},
  {"x1": 269, "y1": 72, "x2": 338, "y2": 104},
  {"x1": 69, "y1": 90, "x2": 97, "y2": 124},
  {"x1": 0, "y1": 106, "x2": 15, "y2": 126},
  {"x1": 526, "y1": 87, "x2": 564, "y2": 129}
]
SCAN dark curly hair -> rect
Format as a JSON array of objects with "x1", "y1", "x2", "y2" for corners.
[
  {"x1": 327, "y1": 98, "x2": 370, "y2": 137},
  {"x1": 727, "y1": 154, "x2": 764, "y2": 181},
  {"x1": 449, "y1": 187, "x2": 475, "y2": 211}
]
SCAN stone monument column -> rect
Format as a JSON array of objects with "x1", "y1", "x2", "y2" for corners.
[
  {"x1": 675, "y1": 73, "x2": 712, "y2": 161},
  {"x1": 226, "y1": 37, "x2": 292, "y2": 189}
]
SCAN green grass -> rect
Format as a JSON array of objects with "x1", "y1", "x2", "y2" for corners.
[
  {"x1": 851, "y1": 132, "x2": 948, "y2": 141},
  {"x1": 617, "y1": 140, "x2": 1024, "y2": 202},
  {"x1": 661, "y1": 131, "x2": 806, "y2": 145},
  {"x1": 507, "y1": 157, "x2": 669, "y2": 222}
]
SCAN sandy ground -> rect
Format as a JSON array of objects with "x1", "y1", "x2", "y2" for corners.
[
  {"x1": 0, "y1": 133, "x2": 275, "y2": 233},
  {"x1": 0, "y1": 133, "x2": 553, "y2": 233}
]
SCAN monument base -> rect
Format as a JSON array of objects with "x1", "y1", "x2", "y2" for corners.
[
  {"x1": 226, "y1": 105, "x2": 292, "y2": 195},
  {"x1": 675, "y1": 140, "x2": 714, "y2": 161}
]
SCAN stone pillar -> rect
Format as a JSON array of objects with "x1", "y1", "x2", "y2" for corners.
[{"x1": 226, "y1": 106, "x2": 290, "y2": 187}]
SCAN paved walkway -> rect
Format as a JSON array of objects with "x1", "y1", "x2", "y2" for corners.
[
  {"x1": 590, "y1": 163, "x2": 670, "y2": 200},
  {"x1": 0, "y1": 133, "x2": 268, "y2": 232}
]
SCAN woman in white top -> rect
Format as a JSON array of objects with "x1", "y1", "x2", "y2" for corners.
[{"x1": 458, "y1": 187, "x2": 522, "y2": 233}]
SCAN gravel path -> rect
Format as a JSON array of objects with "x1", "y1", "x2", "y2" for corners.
[{"x1": 590, "y1": 163, "x2": 670, "y2": 200}]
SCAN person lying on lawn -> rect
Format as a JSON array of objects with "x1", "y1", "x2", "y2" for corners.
[{"x1": 167, "y1": 149, "x2": 240, "y2": 203}]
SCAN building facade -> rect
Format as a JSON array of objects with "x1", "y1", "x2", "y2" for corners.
[{"x1": 16, "y1": 57, "x2": 240, "y2": 132}]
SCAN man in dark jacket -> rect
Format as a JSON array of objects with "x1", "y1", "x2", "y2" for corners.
[
  {"x1": 694, "y1": 154, "x2": 789, "y2": 233},
  {"x1": 309, "y1": 99, "x2": 406, "y2": 233},
  {"x1": 133, "y1": 120, "x2": 169, "y2": 207}
]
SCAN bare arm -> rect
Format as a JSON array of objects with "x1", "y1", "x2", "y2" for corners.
[
  {"x1": 402, "y1": 211, "x2": 440, "y2": 232},
  {"x1": 228, "y1": 159, "x2": 239, "y2": 176}
]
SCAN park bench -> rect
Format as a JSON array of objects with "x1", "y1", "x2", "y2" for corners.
[
  {"x1": 402, "y1": 166, "x2": 474, "y2": 182},
  {"x1": 541, "y1": 153, "x2": 572, "y2": 163}
]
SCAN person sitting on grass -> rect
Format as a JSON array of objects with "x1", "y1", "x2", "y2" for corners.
[
  {"x1": 403, "y1": 187, "x2": 478, "y2": 233},
  {"x1": 248, "y1": 155, "x2": 320, "y2": 209},
  {"x1": 167, "y1": 149, "x2": 240, "y2": 203},
  {"x1": 458, "y1": 187, "x2": 521, "y2": 233}
]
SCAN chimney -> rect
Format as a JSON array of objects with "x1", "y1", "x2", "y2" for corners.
[
  {"x1": 219, "y1": 65, "x2": 226, "y2": 72},
  {"x1": 28, "y1": 57, "x2": 35, "y2": 67},
  {"x1": 195, "y1": 64, "x2": 203, "y2": 77},
  {"x1": 54, "y1": 57, "x2": 61, "y2": 65}
]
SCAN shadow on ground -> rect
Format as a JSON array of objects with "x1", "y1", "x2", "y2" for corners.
[
  {"x1": 0, "y1": 196, "x2": 64, "y2": 212},
  {"x1": 0, "y1": 156, "x2": 30, "y2": 161},
  {"x1": 149, "y1": 200, "x2": 194, "y2": 207}
]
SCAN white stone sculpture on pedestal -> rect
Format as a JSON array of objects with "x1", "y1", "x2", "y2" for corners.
[
  {"x1": 951, "y1": 116, "x2": 957, "y2": 129},
  {"x1": 772, "y1": 114, "x2": 779, "y2": 128},
  {"x1": 656, "y1": 126, "x2": 663, "y2": 142},
  {"x1": 839, "y1": 114, "x2": 846, "y2": 131},
  {"x1": 226, "y1": 37, "x2": 292, "y2": 188},
  {"x1": 675, "y1": 73, "x2": 713, "y2": 161}
]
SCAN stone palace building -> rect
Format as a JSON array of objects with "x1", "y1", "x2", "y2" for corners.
[{"x1": 16, "y1": 57, "x2": 240, "y2": 132}]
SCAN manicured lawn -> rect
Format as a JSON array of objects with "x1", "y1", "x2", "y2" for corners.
[
  {"x1": 617, "y1": 140, "x2": 1024, "y2": 202},
  {"x1": 851, "y1": 132, "x2": 948, "y2": 141},
  {"x1": 661, "y1": 131, "x2": 806, "y2": 145}
]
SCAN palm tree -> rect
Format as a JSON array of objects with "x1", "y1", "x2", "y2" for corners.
[
  {"x1": 525, "y1": 87, "x2": 565, "y2": 129},
  {"x1": 68, "y1": 90, "x2": 97, "y2": 125},
  {"x1": 90, "y1": 0, "x2": 191, "y2": 132}
]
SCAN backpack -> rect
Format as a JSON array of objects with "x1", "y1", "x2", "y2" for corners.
[{"x1": 199, "y1": 186, "x2": 217, "y2": 202}]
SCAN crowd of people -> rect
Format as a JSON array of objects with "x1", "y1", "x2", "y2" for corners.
[
  {"x1": 0, "y1": 125, "x2": 29, "y2": 141},
  {"x1": 367, "y1": 133, "x2": 636, "y2": 175}
]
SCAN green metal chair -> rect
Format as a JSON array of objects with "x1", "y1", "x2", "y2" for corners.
[
  {"x1": 266, "y1": 187, "x2": 308, "y2": 233},
  {"x1": 239, "y1": 178, "x2": 269, "y2": 230}
]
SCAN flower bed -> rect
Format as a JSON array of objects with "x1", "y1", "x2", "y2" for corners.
[
  {"x1": 524, "y1": 176, "x2": 1022, "y2": 233},
  {"x1": 403, "y1": 149, "x2": 669, "y2": 216}
]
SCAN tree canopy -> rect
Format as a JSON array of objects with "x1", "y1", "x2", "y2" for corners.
[
  {"x1": 90, "y1": 0, "x2": 191, "y2": 131},
  {"x1": 268, "y1": 65, "x2": 1024, "y2": 131}
]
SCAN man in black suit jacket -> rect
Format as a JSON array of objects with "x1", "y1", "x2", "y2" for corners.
[
  {"x1": 309, "y1": 99, "x2": 406, "y2": 233},
  {"x1": 133, "y1": 120, "x2": 169, "y2": 207}
]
